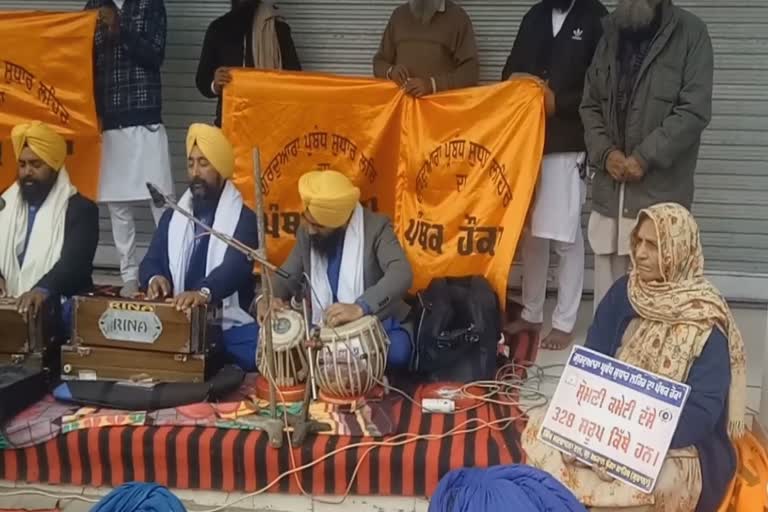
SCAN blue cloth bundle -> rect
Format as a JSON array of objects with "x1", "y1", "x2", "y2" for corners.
[{"x1": 429, "y1": 464, "x2": 586, "y2": 512}]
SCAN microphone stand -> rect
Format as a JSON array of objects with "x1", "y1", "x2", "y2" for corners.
[
  {"x1": 145, "y1": 179, "x2": 286, "y2": 448},
  {"x1": 249, "y1": 151, "x2": 328, "y2": 446}
]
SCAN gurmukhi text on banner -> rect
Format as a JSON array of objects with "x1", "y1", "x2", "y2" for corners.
[
  {"x1": 0, "y1": 11, "x2": 101, "y2": 199},
  {"x1": 223, "y1": 70, "x2": 545, "y2": 302}
]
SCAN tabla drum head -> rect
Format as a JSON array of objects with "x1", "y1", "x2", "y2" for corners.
[{"x1": 270, "y1": 309, "x2": 304, "y2": 351}]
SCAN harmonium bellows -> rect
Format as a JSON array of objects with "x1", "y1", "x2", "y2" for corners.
[{"x1": 65, "y1": 297, "x2": 220, "y2": 383}]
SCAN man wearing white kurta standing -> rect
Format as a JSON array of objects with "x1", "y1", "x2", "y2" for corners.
[
  {"x1": 87, "y1": 0, "x2": 174, "y2": 297},
  {"x1": 501, "y1": 0, "x2": 607, "y2": 350}
]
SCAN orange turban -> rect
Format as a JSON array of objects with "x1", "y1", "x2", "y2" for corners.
[
  {"x1": 186, "y1": 123, "x2": 235, "y2": 179},
  {"x1": 11, "y1": 121, "x2": 67, "y2": 171},
  {"x1": 298, "y1": 170, "x2": 360, "y2": 228}
]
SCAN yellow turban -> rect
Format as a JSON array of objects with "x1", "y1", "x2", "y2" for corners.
[
  {"x1": 298, "y1": 170, "x2": 360, "y2": 228},
  {"x1": 11, "y1": 121, "x2": 67, "y2": 171},
  {"x1": 186, "y1": 123, "x2": 235, "y2": 179}
]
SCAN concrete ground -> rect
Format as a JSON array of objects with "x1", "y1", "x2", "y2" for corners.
[{"x1": 1, "y1": 296, "x2": 765, "y2": 510}]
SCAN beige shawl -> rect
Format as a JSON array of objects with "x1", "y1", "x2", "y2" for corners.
[
  {"x1": 251, "y1": 1, "x2": 283, "y2": 70},
  {"x1": 620, "y1": 202, "x2": 747, "y2": 439}
]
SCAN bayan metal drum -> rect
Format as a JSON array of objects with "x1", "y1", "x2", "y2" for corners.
[
  {"x1": 315, "y1": 315, "x2": 389, "y2": 403},
  {"x1": 255, "y1": 309, "x2": 309, "y2": 402}
]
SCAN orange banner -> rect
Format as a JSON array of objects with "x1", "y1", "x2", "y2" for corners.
[
  {"x1": 0, "y1": 11, "x2": 101, "y2": 199},
  {"x1": 224, "y1": 70, "x2": 544, "y2": 301}
]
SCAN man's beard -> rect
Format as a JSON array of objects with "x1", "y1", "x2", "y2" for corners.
[
  {"x1": 615, "y1": 0, "x2": 662, "y2": 32},
  {"x1": 543, "y1": 0, "x2": 574, "y2": 12},
  {"x1": 409, "y1": 0, "x2": 442, "y2": 24},
  {"x1": 189, "y1": 178, "x2": 222, "y2": 211},
  {"x1": 310, "y1": 229, "x2": 344, "y2": 258},
  {"x1": 19, "y1": 176, "x2": 55, "y2": 205}
]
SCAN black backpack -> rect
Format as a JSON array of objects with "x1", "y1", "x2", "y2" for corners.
[{"x1": 414, "y1": 276, "x2": 501, "y2": 382}]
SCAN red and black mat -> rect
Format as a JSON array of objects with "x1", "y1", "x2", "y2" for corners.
[{"x1": 0, "y1": 397, "x2": 525, "y2": 496}]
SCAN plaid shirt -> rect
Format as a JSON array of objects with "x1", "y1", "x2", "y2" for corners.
[{"x1": 86, "y1": 0, "x2": 166, "y2": 131}]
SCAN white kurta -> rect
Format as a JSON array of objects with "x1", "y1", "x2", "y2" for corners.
[
  {"x1": 529, "y1": 152, "x2": 587, "y2": 243},
  {"x1": 587, "y1": 184, "x2": 636, "y2": 257},
  {"x1": 528, "y1": 2, "x2": 585, "y2": 244},
  {"x1": 97, "y1": 124, "x2": 174, "y2": 203}
]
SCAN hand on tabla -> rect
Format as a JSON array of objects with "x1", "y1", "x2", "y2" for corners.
[
  {"x1": 324, "y1": 303, "x2": 365, "y2": 328},
  {"x1": 256, "y1": 297, "x2": 287, "y2": 326}
]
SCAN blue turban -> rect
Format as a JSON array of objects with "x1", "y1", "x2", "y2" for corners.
[
  {"x1": 91, "y1": 482, "x2": 186, "y2": 512},
  {"x1": 429, "y1": 465, "x2": 586, "y2": 512}
]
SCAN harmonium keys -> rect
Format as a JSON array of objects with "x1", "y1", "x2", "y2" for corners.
[{"x1": 0, "y1": 297, "x2": 57, "y2": 366}]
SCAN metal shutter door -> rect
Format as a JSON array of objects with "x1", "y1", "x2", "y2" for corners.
[{"x1": 1, "y1": 0, "x2": 766, "y2": 300}]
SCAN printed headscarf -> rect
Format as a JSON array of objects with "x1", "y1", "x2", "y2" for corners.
[{"x1": 622, "y1": 202, "x2": 746, "y2": 438}]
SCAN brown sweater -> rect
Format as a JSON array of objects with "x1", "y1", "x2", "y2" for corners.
[{"x1": 373, "y1": 1, "x2": 479, "y2": 92}]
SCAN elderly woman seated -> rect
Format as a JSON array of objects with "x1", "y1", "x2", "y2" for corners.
[{"x1": 522, "y1": 203, "x2": 745, "y2": 512}]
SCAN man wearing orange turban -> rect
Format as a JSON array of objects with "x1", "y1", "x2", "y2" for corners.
[
  {"x1": 0, "y1": 121, "x2": 99, "y2": 324},
  {"x1": 265, "y1": 170, "x2": 415, "y2": 369},
  {"x1": 139, "y1": 124, "x2": 260, "y2": 371}
]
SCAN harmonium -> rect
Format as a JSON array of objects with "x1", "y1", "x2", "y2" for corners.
[
  {"x1": 64, "y1": 296, "x2": 220, "y2": 383},
  {"x1": 0, "y1": 297, "x2": 60, "y2": 369}
]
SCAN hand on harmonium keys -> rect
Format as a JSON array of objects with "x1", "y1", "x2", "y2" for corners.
[
  {"x1": 147, "y1": 276, "x2": 172, "y2": 301},
  {"x1": 172, "y1": 290, "x2": 211, "y2": 312},
  {"x1": 16, "y1": 289, "x2": 48, "y2": 323},
  {"x1": 324, "y1": 303, "x2": 365, "y2": 328}
]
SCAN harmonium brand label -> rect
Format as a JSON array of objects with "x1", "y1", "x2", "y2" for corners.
[{"x1": 97, "y1": 302, "x2": 163, "y2": 344}]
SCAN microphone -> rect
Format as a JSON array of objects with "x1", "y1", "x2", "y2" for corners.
[
  {"x1": 146, "y1": 182, "x2": 167, "y2": 209},
  {"x1": 0, "y1": 197, "x2": 5, "y2": 212}
]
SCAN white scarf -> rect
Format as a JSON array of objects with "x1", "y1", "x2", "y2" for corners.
[
  {"x1": 0, "y1": 168, "x2": 77, "y2": 297},
  {"x1": 167, "y1": 181, "x2": 253, "y2": 330},
  {"x1": 310, "y1": 203, "x2": 365, "y2": 325}
]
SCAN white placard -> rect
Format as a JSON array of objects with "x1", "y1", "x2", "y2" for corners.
[{"x1": 538, "y1": 346, "x2": 690, "y2": 493}]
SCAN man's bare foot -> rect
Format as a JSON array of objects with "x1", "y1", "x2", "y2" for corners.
[
  {"x1": 503, "y1": 318, "x2": 542, "y2": 337},
  {"x1": 540, "y1": 329, "x2": 573, "y2": 351}
]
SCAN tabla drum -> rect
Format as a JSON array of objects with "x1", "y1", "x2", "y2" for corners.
[
  {"x1": 255, "y1": 309, "x2": 309, "y2": 402},
  {"x1": 315, "y1": 315, "x2": 389, "y2": 402}
]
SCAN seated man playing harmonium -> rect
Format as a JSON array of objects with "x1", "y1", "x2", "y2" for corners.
[
  {"x1": 262, "y1": 170, "x2": 414, "y2": 370},
  {"x1": 139, "y1": 124, "x2": 259, "y2": 371},
  {"x1": 0, "y1": 121, "x2": 99, "y2": 324}
]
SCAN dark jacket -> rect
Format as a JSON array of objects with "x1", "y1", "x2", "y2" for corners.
[
  {"x1": 580, "y1": 0, "x2": 713, "y2": 219},
  {"x1": 196, "y1": 2, "x2": 302, "y2": 127},
  {"x1": 86, "y1": 0, "x2": 167, "y2": 130},
  {"x1": 588, "y1": 276, "x2": 735, "y2": 512},
  {"x1": 272, "y1": 208, "x2": 413, "y2": 323},
  {"x1": 138, "y1": 205, "x2": 259, "y2": 310},
  {"x1": 502, "y1": 0, "x2": 607, "y2": 154},
  {"x1": 0, "y1": 194, "x2": 99, "y2": 297}
]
